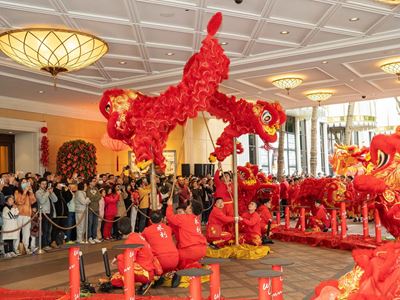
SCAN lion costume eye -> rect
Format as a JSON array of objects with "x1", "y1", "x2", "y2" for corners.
[
  {"x1": 261, "y1": 110, "x2": 271, "y2": 124},
  {"x1": 105, "y1": 102, "x2": 111, "y2": 113}
]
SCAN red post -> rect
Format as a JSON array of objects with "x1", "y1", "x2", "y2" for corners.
[
  {"x1": 258, "y1": 277, "x2": 273, "y2": 300},
  {"x1": 209, "y1": 264, "x2": 221, "y2": 300},
  {"x1": 123, "y1": 249, "x2": 136, "y2": 300},
  {"x1": 271, "y1": 265, "x2": 283, "y2": 300},
  {"x1": 189, "y1": 276, "x2": 202, "y2": 300},
  {"x1": 276, "y1": 209, "x2": 281, "y2": 225},
  {"x1": 300, "y1": 208, "x2": 305, "y2": 232},
  {"x1": 284, "y1": 206, "x2": 290, "y2": 230},
  {"x1": 68, "y1": 246, "x2": 80, "y2": 300},
  {"x1": 375, "y1": 209, "x2": 382, "y2": 244},
  {"x1": 331, "y1": 209, "x2": 337, "y2": 237},
  {"x1": 362, "y1": 202, "x2": 369, "y2": 238},
  {"x1": 340, "y1": 202, "x2": 347, "y2": 239}
]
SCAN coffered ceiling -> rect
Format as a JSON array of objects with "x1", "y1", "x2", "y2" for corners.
[{"x1": 1, "y1": 0, "x2": 400, "y2": 120}]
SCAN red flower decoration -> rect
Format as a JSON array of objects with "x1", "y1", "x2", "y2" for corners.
[
  {"x1": 40, "y1": 136, "x2": 49, "y2": 168},
  {"x1": 56, "y1": 140, "x2": 97, "y2": 179},
  {"x1": 41, "y1": 127, "x2": 48, "y2": 134}
]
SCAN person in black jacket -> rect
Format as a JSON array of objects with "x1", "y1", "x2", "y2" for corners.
[{"x1": 52, "y1": 182, "x2": 70, "y2": 247}]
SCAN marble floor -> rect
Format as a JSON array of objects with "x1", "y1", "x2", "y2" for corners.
[{"x1": 0, "y1": 238, "x2": 355, "y2": 300}]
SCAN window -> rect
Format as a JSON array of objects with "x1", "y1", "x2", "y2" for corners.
[
  {"x1": 299, "y1": 119, "x2": 307, "y2": 173},
  {"x1": 248, "y1": 134, "x2": 257, "y2": 164}
]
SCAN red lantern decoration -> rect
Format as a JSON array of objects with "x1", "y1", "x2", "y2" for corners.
[
  {"x1": 101, "y1": 132, "x2": 129, "y2": 172},
  {"x1": 40, "y1": 136, "x2": 49, "y2": 168},
  {"x1": 41, "y1": 127, "x2": 48, "y2": 134}
]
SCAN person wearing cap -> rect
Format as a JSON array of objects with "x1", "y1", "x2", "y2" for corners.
[{"x1": 239, "y1": 201, "x2": 262, "y2": 246}]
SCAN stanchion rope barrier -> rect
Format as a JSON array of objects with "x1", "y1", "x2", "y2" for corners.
[
  {"x1": 0, "y1": 210, "x2": 39, "y2": 233},
  {"x1": 42, "y1": 206, "x2": 87, "y2": 230}
]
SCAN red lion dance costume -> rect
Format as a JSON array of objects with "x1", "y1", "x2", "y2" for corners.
[{"x1": 99, "y1": 13, "x2": 286, "y2": 171}]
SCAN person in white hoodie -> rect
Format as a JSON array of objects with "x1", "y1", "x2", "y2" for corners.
[
  {"x1": 74, "y1": 182, "x2": 90, "y2": 243},
  {"x1": 2, "y1": 195, "x2": 19, "y2": 258}
]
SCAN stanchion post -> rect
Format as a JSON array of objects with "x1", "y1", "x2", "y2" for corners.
[
  {"x1": 340, "y1": 201, "x2": 347, "y2": 239},
  {"x1": 276, "y1": 209, "x2": 281, "y2": 225},
  {"x1": 362, "y1": 202, "x2": 369, "y2": 238},
  {"x1": 209, "y1": 264, "x2": 221, "y2": 300},
  {"x1": 331, "y1": 209, "x2": 337, "y2": 237},
  {"x1": 84, "y1": 205, "x2": 89, "y2": 244},
  {"x1": 113, "y1": 244, "x2": 143, "y2": 300},
  {"x1": 247, "y1": 270, "x2": 282, "y2": 300},
  {"x1": 123, "y1": 248, "x2": 135, "y2": 300},
  {"x1": 260, "y1": 258, "x2": 293, "y2": 300},
  {"x1": 374, "y1": 209, "x2": 382, "y2": 244},
  {"x1": 284, "y1": 206, "x2": 290, "y2": 230},
  {"x1": 68, "y1": 245, "x2": 80, "y2": 300},
  {"x1": 300, "y1": 208, "x2": 305, "y2": 232},
  {"x1": 38, "y1": 206, "x2": 44, "y2": 254}
]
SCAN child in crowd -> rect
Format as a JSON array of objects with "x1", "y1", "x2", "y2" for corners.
[
  {"x1": 2, "y1": 195, "x2": 19, "y2": 258},
  {"x1": 30, "y1": 206, "x2": 39, "y2": 253}
]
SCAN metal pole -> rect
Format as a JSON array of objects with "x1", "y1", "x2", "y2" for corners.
[
  {"x1": 232, "y1": 138, "x2": 239, "y2": 246},
  {"x1": 151, "y1": 162, "x2": 158, "y2": 211},
  {"x1": 38, "y1": 206, "x2": 44, "y2": 254},
  {"x1": 84, "y1": 205, "x2": 89, "y2": 244}
]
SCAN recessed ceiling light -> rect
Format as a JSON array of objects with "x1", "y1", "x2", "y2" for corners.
[
  {"x1": 119, "y1": 61, "x2": 127, "y2": 65},
  {"x1": 280, "y1": 31, "x2": 290, "y2": 35},
  {"x1": 322, "y1": 61, "x2": 328, "y2": 64},
  {"x1": 349, "y1": 17, "x2": 360, "y2": 22},
  {"x1": 166, "y1": 52, "x2": 175, "y2": 56},
  {"x1": 350, "y1": 79, "x2": 354, "y2": 82},
  {"x1": 39, "y1": 90, "x2": 44, "y2": 94},
  {"x1": 8, "y1": 131, "x2": 13, "y2": 134},
  {"x1": 185, "y1": 9, "x2": 189, "y2": 11},
  {"x1": 221, "y1": 42, "x2": 228, "y2": 45},
  {"x1": 257, "y1": 91, "x2": 262, "y2": 94}
]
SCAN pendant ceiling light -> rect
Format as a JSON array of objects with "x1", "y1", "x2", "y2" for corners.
[
  {"x1": 271, "y1": 77, "x2": 303, "y2": 95},
  {"x1": 306, "y1": 91, "x2": 333, "y2": 106},
  {"x1": 0, "y1": 28, "x2": 108, "y2": 84},
  {"x1": 380, "y1": 61, "x2": 400, "y2": 80}
]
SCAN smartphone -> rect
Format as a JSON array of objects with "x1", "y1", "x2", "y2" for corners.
[
  {"x1": 0, "y1": 178, "x2": 3, "y2": 184},
  {"x1": 48, "y1": 183, "x2": 52, "y2": 188}
]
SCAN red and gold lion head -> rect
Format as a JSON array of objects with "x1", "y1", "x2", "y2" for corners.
[
  {"x1": 251, "y1": 101, "x2": 286, "y2": 148},
  {"x1": 99, "y1": 89, "x2": 139, "y2": 141}
]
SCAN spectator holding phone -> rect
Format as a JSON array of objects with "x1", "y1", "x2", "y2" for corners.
[{"x1": 15, "y1": 178, "x2": 36, "y2": 254}]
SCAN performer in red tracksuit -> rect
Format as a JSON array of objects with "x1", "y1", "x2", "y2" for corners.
[
  {"x1": 142, "y1": 212, "x2": 179, "y2": 273},
  {"x1": 169, "y1": 205, "x2": 186, "y2": 248},
  {"x1": 206, "y1": 197, "x2": 235, "y2": 248},
  {"x1": 166, "y1": 199, "x2": 207, "y2": 269},
  {"x1": 308, "y1": 200, "x2": 331, "y2": 231},
  {"x1": 257, "y1": 198, "x2": 276, "y2": 235},
  {"x1": 214, "y1": 162, "x2": 234, "y2": 217},
  {"x1": 115, "y1": 217, "x2": 162, "y2": 294},
  {"x1": 239, "y1": 201, "x2": 262, "y2": 246}
]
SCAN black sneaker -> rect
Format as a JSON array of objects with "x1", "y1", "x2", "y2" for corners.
[
  {"x1": 208, "y1": 242, "x2": 219, "y2": 250},
  {"x1": 262, "y1": 236, "x2": 274, "y2": 244},
  {"x1": 171, "y1": 273, "x2": 181, "y2": 288},
  {"x1": 137, "y1": 282, "x2": 153, "y2": 295}
]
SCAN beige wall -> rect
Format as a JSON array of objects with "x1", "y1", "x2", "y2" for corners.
[
  {"x1": 0, "y1": 108, "x2": 233, "y2": 175},
  {"x1": 0, "y1": 108, "x2": 184, "y2": 174}
]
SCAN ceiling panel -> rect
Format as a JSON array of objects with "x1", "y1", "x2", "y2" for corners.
[
  {"x1": 74, "y1": 19, "x2": 136, "y2": 41},
  {"x1": 205, "y1": 0, "x2": 266, "y2": 16},
  {"x1": 368, "y1": 77, "x2": 400, "y2": 90},
  {"x1": 101, "y1": 57, "x2": 145, "y2": 71},
  {"x1": 149, "y1": 62, "x2": 184, "y2": 72},
  {"x1": 63, "y1": 0, "x2": 130, "y2": 19},
  {"x1": 308, "y1": 30, "x2": 353, "y2": 45},
  {"x1": 136, "y1": 2, "x2": 196, "y2": 29},
  {"x1": 106, "y1": 43, "x2": 141, "y2": 58},
  {"x1": 258, "y1": 22, "x2": 311, "y2": 44},
  {"x1": 2, "y1": 0, "x2": 54, "y2": 10},
  {"x1": 1, "y1": 8, "x2": 64, "y2": 27},
  {"x1": 270, "y1": 0, "x2": 332, "y2": 25},
  {"x1": 368, "y1": 16, "x2": 400, "y2": 34},
  {"x1": 141, "y1": 27, "x2": 193, "y2": 47},
  {"x1": 324, "y1": 6, "x2": 385, "y2": 33},
  {"x1": 249, "y1": 42, "x2": 294, "y2": 56}
]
